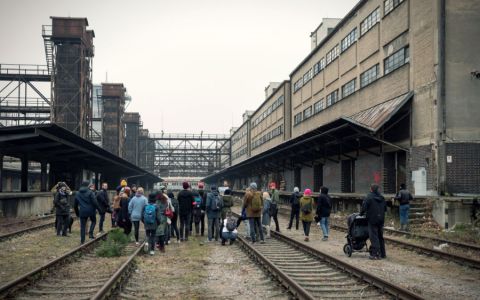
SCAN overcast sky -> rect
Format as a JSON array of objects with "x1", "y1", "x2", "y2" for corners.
[{"x1": 0, "y1": 0, "x2": 357, "y2": 134}]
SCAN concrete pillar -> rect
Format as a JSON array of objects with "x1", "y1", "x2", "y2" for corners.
[
  {"x1": 0, "y1": 154, "x2": 3, "y2": 192},
  {"x1": 40, "y1": 161, "x2": 48, "y2": 192},
  {"x1": 21, "y1": 155, "x2": 28, "y2": 192}
]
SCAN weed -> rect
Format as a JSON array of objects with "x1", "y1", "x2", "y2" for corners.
[{"x1": 96, "y1": 228, "x2": 130, "y2": 257}]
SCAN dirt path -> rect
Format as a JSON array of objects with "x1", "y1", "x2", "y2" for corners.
[{"x1": 119, "y1": 235, "x2": 288, "y2": 299}]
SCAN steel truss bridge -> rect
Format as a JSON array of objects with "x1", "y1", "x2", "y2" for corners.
[{"x1": 149, "y1": 133, "x2": 231, "y2": 178}]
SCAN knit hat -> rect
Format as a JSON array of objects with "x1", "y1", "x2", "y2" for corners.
[
  {"x1": 224, "y1": 189, "x2": 231, "y2": 195},
  {"x1": 148, "y1": 193, "x2": 156, "y2": 203},
  {"x1": 120, "y1": 179, "x2": 127, "y2": 187},
  {"x1": 211, "y1": 185, "x2": 217, "y2": 191},
  {"x1": 183, "y1": 181, "x2": 189, "y2": 189},
  {"x1": 270, "y1": 182, "x2": 276, "y2": 189},
  {"x1": 293, "y1": 187, "x2": 299, "y2": 193},
  {"x1": 249, "y1": 182, "x2": 257, "y2": 190},
  {"x1": 124, "y1": 186, "x2": 131, "y2": 196},
  {"x1": 304, "y1": 188, "x2": 312, "y2": 196}
]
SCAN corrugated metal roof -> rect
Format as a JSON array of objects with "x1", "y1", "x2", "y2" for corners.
[{"x1": 344, "y1": 92, "x2": 413, "y2": 132}]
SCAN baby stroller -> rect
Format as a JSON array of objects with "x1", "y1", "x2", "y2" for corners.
[{"x1": 343, "y1": 213, "x2": 370, "y2": 257}]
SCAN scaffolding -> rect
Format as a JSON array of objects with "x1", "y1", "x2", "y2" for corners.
[
  {"x1": 101, "y1": 83, "x2": 126, "y2": 157},
  {"x1": 0, "y1": 64, "x2": 51, "y2": 127},
  {"x1": 150, "y1": 133, "x2": 231, "y2": 178},
  {"x1": 43, "y1": 17, "x2": 94, "y2": 139}
]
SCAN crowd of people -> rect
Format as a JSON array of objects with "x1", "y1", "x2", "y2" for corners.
[{"x1": 51, "y1": 177, "x2": 413, "y2": 260}]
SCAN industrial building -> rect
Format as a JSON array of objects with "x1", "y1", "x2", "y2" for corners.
[{"x1": 206, "y1": 0, "x2": 480, "y2": 196}]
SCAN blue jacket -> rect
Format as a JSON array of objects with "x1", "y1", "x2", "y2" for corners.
[
  {"x1": 74, "y1": 187, "x2": 99, "y2": 218},
  {"x1": 205, "y1": 191, "x2": 221, "y2": 219},
  {"x1": 128, "y1": 195, "x2": 148, "y2": 221},
  {"x1": 262, "y1": 199, "x2": 271, "y2": 226}
]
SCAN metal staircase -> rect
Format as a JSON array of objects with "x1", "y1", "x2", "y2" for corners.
[{"x1": 42, "y1": 25, "x2": 54, "y2": 75}]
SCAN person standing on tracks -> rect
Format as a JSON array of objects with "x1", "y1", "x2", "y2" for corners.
[
  {"x1": 243, "y1": 182, "x2": 265, "y2": 244},
  {"x1": 395, "y1": 183, "x2": 413, "y2": 232},
  {"x1": 155, "y1": 191, "x2": 169, "y2": 253},
  {"x1": 287, "y1": 187, "x2": 301, "y2": 230},
  {"x1": 54, "y1": 182, "x2": 71, "y2": 237},
  {"x1": 262, "y1": 191, "x2": 272, "y2": 239},
  {"x1": 206, "y1": 185, "x2": 222, "y2": 242},
  {"x1": 316, "y1": 187, "x2": 332, "y2": 241},
  {"x1": 129, "y1": 187, "x2": 148, "y2": 245},
  {"x1": 142, "y1": 193, "x2": 160, "y2": 255},
  {"x1": 74, "y1": 181, "x2": 100, "y2": 244},
  {"x1": 96, "y1": 182, "x2": 111, "y2": 234},
  {"x1": 361, "y1": 184, "x2": 387, "y2": 260},
  {"x1": 177, "y1": 181, "x2": 194, "y2": 241},
  {"x1": 197, "y1": 182, "x2": 208, "y2": 237},
  {"x1": 221, "y1": 188, "x2": 234, "y2": 220},
  {"x1": 269, "y1": 182, "x2": 280, "y2": 232},
  {"x1": 168, "y1": 191, "x2": 180, "y2": 243},
  {"x1": 300, "y1": 188, "x2": 315, "y2": 242},
  {"x1": 117, "y1": 189, "x2": 132, "y2": 236}
]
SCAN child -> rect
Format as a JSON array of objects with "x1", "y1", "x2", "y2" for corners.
[{"x1": 262, "y1": 191, "x2": 272, "y2": 239}]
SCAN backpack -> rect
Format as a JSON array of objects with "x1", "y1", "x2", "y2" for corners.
[
  {"x1": 251, "y1": 191, "x2": 262, "y2": 213},
  {"x1": 269, "y1": 202, "x2": 278, "y2": 216},
  {"x1": 223, "y1": 195, "x2": 233, "y2": 208},
  {"x1": 194, "y1": 196, "x2": 202, "y2": 208},
  {"x1": 226, "y1": 216, "x2": 237, "y2": 231},
  {"x1": 210, "y1": 194, "x2": 221, "y2": 211},
  {"x1": 301, "y1": 198, "x2": 313, "y2": 214},
  {"x1": 144, "y1": 204, "x2": 157, "y2": 225}
]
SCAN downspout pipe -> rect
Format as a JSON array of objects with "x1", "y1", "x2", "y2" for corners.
[{"x1": 437, "y1": 0, "x2": 447, "y2": 195}]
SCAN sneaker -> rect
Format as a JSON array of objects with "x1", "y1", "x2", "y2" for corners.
[
  {"x1": 89, "y1": 236, "x2": 95, "y2": 240},
  {"x1": 229, "y1": 240, "x2": 234, "y2": 245},
  {"x1": 221, "y1": 240, "x2": 226, "y2": 246},
  {"x1": 369, "y1": 255, "x2": 379, "y2": 260},
  {"x1": 135, "y1": 242, "x2": 140, "y2": 246},
  {"x1": 322, "y1": 237, "x2": 328, "y2": 241},
  {"x1": 304, "y1": 237, "x2": 309, "y2": 242},
  {"x1": 260, "y1": 240, "x2": 265, "y2": 244},
  {"x1": 176, "y1": 239, "x2": 180, "y2": 243},
  {"x1": 286, "y1": 227, "x2": 291, "y2": 230},
  {"x1": 149, "y1": 251, "x2": 154, "y2": 255}
]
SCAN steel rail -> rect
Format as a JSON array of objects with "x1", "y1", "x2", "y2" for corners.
[
  {"x1": 236, "y1": 235, "x2": 316, "y2": 300},
  {"x1": 0, "y1": 231, "x2": 108, "y2": 298},
  {"x1": 331, "y1": 224, "x2": 480, "y2": 269},
  {"x1": 270, "y1": 230, "x2": 424, "y2": 300},
  {"x1": 0, "y1": 215, "x2": 76, "y2": 242},
  {"x1": 91, "y1": 241, "x2": 145, "y2": 300}
]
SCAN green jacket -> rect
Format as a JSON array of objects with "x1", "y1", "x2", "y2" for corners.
[
  {"x1": 270, "y1": 189, "x2": 280, "y2": 204},
  {"x1": 300, "y1": 196, "x2": 315, "y2": 222},
  {"x1": 155, "y1": 200, "x2": 168, "y2": 236}
]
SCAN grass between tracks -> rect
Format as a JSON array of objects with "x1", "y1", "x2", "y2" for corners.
[{"x1": 96, "y1": 228, "x2": 130, "y2": 257}]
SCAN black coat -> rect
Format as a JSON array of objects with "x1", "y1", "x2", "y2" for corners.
[
  {"x1": 316, "y1": 193, "x2": 332, "y2": 218},
  {"x1": 96, "y1": 189, "x2": 110, "y2": 214},
  {"x1": 361, "y1": 191, "x2": 386, "y2": 225},
  {"x1": 74, "y1": 187, "x2": 99, "y2": 218},
  {"x1": 54, "y1": 192, "x2": 70, "y2": 216},
  {"x1": 177, "y1": 189, "x2": 194, "y2": 216},
  {"x1": 395, "y1": 189, "x2": 413, "y2": 205},
  {"x1": 198, "y1": 189, "x2": 207, "y2": 211},
  {"x1": 289, "y1": 192, "x2": 301, "y2": 211}
]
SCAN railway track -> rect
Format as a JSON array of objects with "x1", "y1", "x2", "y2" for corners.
[
  {"x1": 330, "y1": 223, "x2": 480, "y2": 269},
  {"x1": 233, "y1": 213, "x2": 423, "y2": 300},
  {"x1": 0, "y1": 215, "x2": 77, "y2": 242},
  {"x1": 0, "y1": 231, "x2": 144, "y2": 299}
]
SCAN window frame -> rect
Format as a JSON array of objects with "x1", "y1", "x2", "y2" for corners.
[
  {"x1": 360, "y1": 7, "x2": 380, "y2": 36},
  {"x1": 341, "y1": 79, "x2": 356, "y2": 98},
  {"x1": 360, "y1": 64, "x2": 380, "y2": 88},
  {"x1": 341, "y1": 28, "x2": 357, "y2": 53},
  {"x1": 384, "y1": 46, "x2": 409, "y2": 75}
]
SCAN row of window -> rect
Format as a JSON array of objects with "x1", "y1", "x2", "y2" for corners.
[
  {"x1": 231, "y1": 129, "x2": 247, "y2": 146},
  {"x1": 293, "y1": 46, "x2": 409, "y2": 126},
  {"x1": 341, "y1": 28, "x2": 357, "y2": 53},
  {"x1": 384, "y1": 0, "x2": 404, "y2": 15},
  {"x1": 252, "y1": 95, "x2": 284, "y2": 128},
  {"x1": 252, "y1": 124, "x2": 283, "y2": 149},
  {"x1": 360, "y1": 7, "x2": 380, "y2": 36},
  {"x1": 233, "y1": 146, "x2": 248, "y2": 160}
]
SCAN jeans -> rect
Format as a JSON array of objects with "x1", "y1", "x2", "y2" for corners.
[
  {"x1": 368, "y1": 223, "x2": 386, "y2": 258},
  {"x1": 146, "y1": 229, "x2": 156, "y2": 251},
  {"x1": 80, "y1": 215, "x2": 96, "y2": 244},
  {"x1": 320, "y1": 217, "x2": 329, "y2": 237},
  {"x1": 288, "y1": 209, "x2": 299, "y2": 229},
  {"x1": 179, "y1": 214, "x2": 191, "y2": 240},
  {"x1": 399, "y1": 204, "x2": 410, "y2": 225},
  {"x1": 208, "y1": 217, "x2": 220, "y2": 241},
  {"x1": 99, "y1": 213, "x2": 105, "y2": 232},
  {"x1": 171, "y1": 214, "x2": 180, "y2": 240},
  {"x1": 56, "y1": 215, "x2": 69, "y2": 236},
  {"x1": 133, "y1": 221, "x2": 140, "y2": 242},
  {"x1": 302, "y1": 221, "x2": 311, "y2": 237},
  {"x1": 248, "y1": 217, "x2": 264, "y2": 242},
  {"x1": 222, "y1": 231, "x2": 238, "y2": 241}
]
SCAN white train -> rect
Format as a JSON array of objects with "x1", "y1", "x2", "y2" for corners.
[{"x1": 157, "y1": 177, "x2": 203, "y2": 191}]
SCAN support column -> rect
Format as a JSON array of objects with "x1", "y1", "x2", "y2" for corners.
[
  {"x1": 40, "y1": 161, "x2": 48, "y2": 192},
  {"x1": 21, "y1": 155, "x2": 28, "y2": 192},
  {"x1": 0, "y1": 154, "x2": 3, "y2": 192},
  {"x1": 94, "y1": 172, "x2": 99, "y2": 190}
]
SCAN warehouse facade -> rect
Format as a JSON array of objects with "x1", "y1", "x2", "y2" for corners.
[{"x1": 207, "y1": 0, "x2": 480, "y2": 196}]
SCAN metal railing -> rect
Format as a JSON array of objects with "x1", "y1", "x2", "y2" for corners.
[
  {"x1": 149, "y1": 132, "x2": 230, "y2": 140},
  {"x1": 0, "y1": 64, "x2": 49, "y2": 76}
]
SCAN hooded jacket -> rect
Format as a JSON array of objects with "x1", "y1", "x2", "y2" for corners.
[
  {"x1": 300, "y1": 196, "x2": 315, "y2": 222},
  {"x1": 243, "y1": 189, "x2": 263, "y2": 218},
  {"x1": 361, "y1": 191, "x2": 387, "y2": 225},
  {"x1": 54, "y1": 191, "x2": 70, "y2": 216},
  {"x1": 316, "y1": 188, "x2": 332, "y2": 218},
  {"x1": 177, "y1": 189, "x2": 194, "y2": 216},
  {"x1": 74, "y1": 186, "x2": 99, "y2": 218},
  {"x1": 128, "y1": 194, "x2": 148, "y2": 221},
  {"x1": 289, "y1": 191, "x2": 301, "y2": 211},
  {"x1": 206, "y1": 190, "x2": 221, "y2": 219},
  {"x1": 96, "y1": 189, "x2": 110, "y2": 214}
]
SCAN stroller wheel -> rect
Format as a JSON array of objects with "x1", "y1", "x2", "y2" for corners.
[{"x1": 343, "y1": 244, "x2": 353, "y2": 257}]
